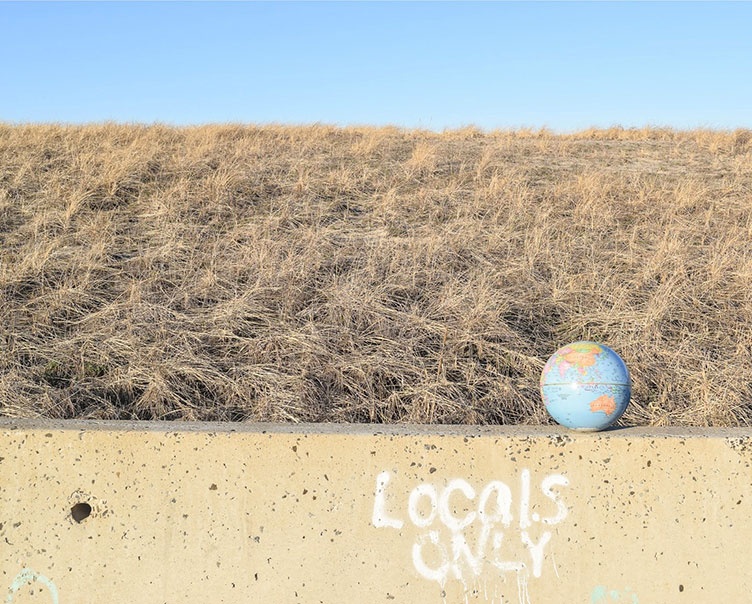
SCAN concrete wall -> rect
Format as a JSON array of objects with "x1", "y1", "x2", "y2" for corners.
[{"x1": 1, "y1": 420, "x2": 751, "y2": 603}]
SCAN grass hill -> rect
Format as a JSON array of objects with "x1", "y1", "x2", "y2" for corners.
[{"x1": 1, "y1": 123, "x2": 751, "y2": 425}]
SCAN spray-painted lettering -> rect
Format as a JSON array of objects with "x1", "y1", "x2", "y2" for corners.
[{"x1": 373, "y1": 469, "x2": 569, "y2": 590}]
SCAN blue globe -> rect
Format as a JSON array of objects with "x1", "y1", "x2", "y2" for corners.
[{"x1": 540, "y1": 341, "x2": 631, "y2": 431}]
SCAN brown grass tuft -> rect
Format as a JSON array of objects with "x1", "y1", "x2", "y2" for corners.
[{"x1": 1, "y1": 123, "x2": 752, "y2": 426}]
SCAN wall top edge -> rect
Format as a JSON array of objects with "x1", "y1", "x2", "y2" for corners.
[{"x1": 0, "y1": 418, "x2": 749, "y2": 438}]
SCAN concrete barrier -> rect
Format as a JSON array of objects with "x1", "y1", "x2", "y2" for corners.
[{"x1": 1, "y1": 420, "x2": 750, "y2": 603}]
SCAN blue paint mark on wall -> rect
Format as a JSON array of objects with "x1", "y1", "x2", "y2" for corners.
[
  {"x1": 591, "y1": 585, "x2": 639, "y2": 603},
  {"x1": 5, "y1": 569, "x2": 59, "y2": 604}
]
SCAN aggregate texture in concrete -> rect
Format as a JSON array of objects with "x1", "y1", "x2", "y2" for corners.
[{"x1": 1, "y1": 420, "x2": 751, "y2": 603}]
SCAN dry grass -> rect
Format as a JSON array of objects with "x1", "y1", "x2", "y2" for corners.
[{"x1": 1, "y1": 123, "x2": 752, "y2": 425}]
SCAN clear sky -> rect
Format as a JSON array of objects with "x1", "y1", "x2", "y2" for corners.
[{"x1": 2, "y1": 1, "x2": 751, "y2": 132}]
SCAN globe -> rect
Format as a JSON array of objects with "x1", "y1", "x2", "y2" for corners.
[{"x1": 540, "y1": 341, "x2": 631, "y2": 431}]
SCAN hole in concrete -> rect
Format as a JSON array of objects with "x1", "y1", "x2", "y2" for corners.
[{"x1": 71, "y1": 502, "x2": 92, "y2": 523}]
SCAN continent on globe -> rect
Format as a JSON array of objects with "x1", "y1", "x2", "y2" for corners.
[
  {"x1": 589, "y1": 394, "x2": 617, "y2": 416},
  {"x1": 556, "y1": 342, "x2": 603, "y2": 377}
]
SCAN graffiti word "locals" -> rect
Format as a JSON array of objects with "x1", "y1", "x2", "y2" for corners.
[{"x1": 372, "y1": 469, "x2": 569, "y2": 586}]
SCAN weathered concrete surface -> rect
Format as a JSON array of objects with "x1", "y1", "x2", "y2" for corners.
[{"x1": 1, "y1": 420, "x2": 751, "y2": 603}]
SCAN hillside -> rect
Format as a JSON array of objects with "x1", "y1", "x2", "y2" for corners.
[{"x1": 1, "y1": 123, "x2": 751, "y2": 425}]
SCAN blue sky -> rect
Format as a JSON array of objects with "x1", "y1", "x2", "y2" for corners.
[{"x1": 2, "y1": 1, "x2": 751, "y2": 132}]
